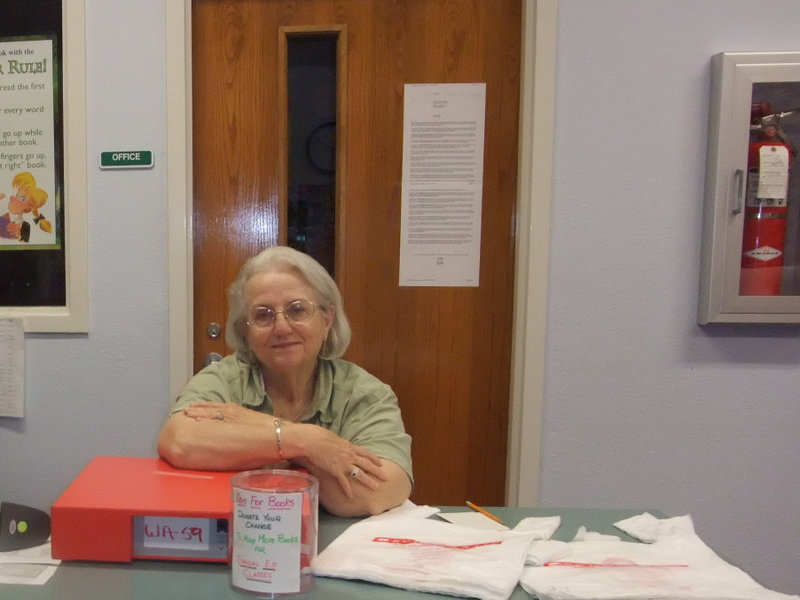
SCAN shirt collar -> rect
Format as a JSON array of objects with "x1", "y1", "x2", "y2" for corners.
[{"x1": 247, "y1": 359, "x2": 335, "y2": 424}]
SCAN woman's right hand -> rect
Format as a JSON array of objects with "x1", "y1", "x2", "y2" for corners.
[{"x1": 183, "y1": 401, "x2": 269, "y2": 428}]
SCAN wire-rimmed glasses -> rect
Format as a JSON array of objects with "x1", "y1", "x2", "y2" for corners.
[{"x1": 246, "y1": 299, "x2": 319, "y2": 329}]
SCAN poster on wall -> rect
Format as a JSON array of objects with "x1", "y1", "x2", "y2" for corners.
[
  {"x1": 399, "y1": 83, "x2": 486, "y2": 287},
  {"x1": 0, "y1": 0, "x2": 87, "y2": 332},
  {"x1": 0, "y1": 36, "x2": 60, "y2": 249},
  {"x1": 0, "y1": 0, "x2": 67, "y2": 313}
]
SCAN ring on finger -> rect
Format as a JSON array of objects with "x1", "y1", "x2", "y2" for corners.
[
  {"x1": 216, "y1": 411, "x2": 224, "y2": 420},
  {"x1": 349, "y1": 466, "x2": 361, "y2": 478}
]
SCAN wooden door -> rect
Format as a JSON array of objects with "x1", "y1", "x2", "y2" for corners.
[{"x1": 192, "y1": 0, "x2": 521, "y2": 506}]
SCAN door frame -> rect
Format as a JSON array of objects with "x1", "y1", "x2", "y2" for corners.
[{"x1": 165, "y1": 0, "x2": 556, "y2": 507}]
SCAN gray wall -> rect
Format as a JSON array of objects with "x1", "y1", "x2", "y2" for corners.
[
  {"x1": 0, "y1": 0, "x2": 169, "y2": 528},
  {"x1": 541, "y1": 0, "x2": 800, "y2": 594},
  {"x1": 0, "y1": 0, "x2": 797, "y2": 595}
]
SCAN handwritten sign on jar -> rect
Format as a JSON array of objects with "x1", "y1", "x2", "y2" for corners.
[{"x1": 230, "y1": 470, "x2": 319, "y2": 595}]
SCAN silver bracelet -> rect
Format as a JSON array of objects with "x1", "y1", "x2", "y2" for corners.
[{"x1": 273, "y1": 418, "x2": 284, "y2": 459}]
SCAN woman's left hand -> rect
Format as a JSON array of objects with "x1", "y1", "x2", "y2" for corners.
[{"x1": 286, "y1": 423, "x2": 388, "y2": 499}]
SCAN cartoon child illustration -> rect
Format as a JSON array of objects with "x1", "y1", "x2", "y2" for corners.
[{"x1": 0, "y1": 172, "x2": 51, "y2": 242}]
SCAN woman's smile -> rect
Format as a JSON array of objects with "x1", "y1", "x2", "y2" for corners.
[{"x1": 269, "y1": 339, "x2": 302, "y2": 351}]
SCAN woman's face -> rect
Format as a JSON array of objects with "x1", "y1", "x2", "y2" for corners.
[{"x1": 242, "y1": 270, "x2": 333, "y2": 376}]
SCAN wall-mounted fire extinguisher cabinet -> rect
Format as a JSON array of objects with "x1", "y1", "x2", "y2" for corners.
[{"x1": 699, "y1": 51, "x2": 800, "y2": 324}]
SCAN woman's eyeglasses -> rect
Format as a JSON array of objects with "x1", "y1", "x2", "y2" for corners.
[{"x1": 246, "y1": 299, "x2": 319, "y2": 329}]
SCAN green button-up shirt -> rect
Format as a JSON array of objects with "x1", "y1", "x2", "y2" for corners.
[{"x1": 172, "y1": 355, "x2": 413, "y2": 481}]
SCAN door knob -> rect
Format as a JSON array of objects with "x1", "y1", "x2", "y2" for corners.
[
  {"x1": 204, "y1": 352, "x2": 223, "y2": 366},
  {"x1": 206, "y1": 322, "x2": 222, "y2": 339}
]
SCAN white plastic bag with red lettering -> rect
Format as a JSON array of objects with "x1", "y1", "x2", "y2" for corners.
[
  {"x1": 312, "y1": 515, "x2": 535, "y2": 600},
  {"x1": 519, "y1": 514, "x2": 799, "y2": 600}
]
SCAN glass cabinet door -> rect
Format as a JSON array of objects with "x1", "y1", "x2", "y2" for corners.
[{"x1": 699, "y1": 52, "x2": 800, "y2": 324}]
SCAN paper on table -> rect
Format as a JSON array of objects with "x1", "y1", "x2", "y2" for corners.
[
  {"x1": 437, "y1": 511, "x2": 509, "y2": 531},
  {"x1": 0, "y1": 540, "x2": 60, "y2": 585},
  {"x1": 365, "y1": 500, "x2": 440, "y2": 522},
  {"x1": 0, "y1": 563, "x2": 57, "y2": 586}
]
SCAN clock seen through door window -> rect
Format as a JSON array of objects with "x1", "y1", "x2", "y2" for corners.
[{"x1": 305, "y1": 120, "x2": 337, "y2": 175}]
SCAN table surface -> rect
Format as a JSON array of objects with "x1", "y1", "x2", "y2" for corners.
[{"x1": 8, "y1": 506, "x2": 658, "y2": 599}]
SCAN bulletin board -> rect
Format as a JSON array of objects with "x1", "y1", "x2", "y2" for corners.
[{"x1": 0, "y1": 0, "x2": 87, "y2": 332}]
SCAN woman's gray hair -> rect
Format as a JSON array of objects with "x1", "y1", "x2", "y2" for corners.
[{"x1": 224, "y1": 246, "x2": 351, "y2": 362}]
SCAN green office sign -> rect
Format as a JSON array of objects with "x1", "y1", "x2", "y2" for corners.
[{"x1": 100, "y1": 150, "x2": 154, "y2": 169}]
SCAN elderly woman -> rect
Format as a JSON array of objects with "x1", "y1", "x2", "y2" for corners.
[{"x1": 158, "y1": 246, "x2": 413, "y2": 517}]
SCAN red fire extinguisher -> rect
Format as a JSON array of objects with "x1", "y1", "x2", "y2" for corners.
[{"x1": 739, "y1": 110, "x2": 793, "y2": 296}]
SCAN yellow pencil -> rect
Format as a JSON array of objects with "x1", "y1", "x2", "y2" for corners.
[{"x1": 465, "y1": 501, "x2": 505, "y2": 525}]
